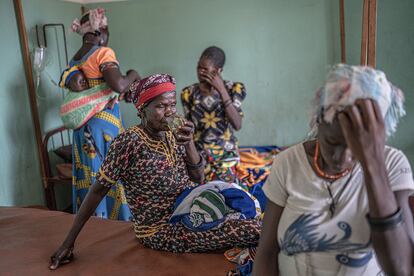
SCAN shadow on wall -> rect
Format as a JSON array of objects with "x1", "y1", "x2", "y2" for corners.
[{"x1": 6, "y1": 78, "x2": 44, "y2": 206}]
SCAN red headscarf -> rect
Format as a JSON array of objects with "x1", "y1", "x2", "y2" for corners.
[{"x1": 125, "y1": 74, "x2": 176, "y2": 110}]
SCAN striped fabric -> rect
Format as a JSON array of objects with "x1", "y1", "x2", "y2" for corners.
[
  {"x1": 60, "y1": 83, "x2": 117, "y2": 129},
  {"x1": 87, "y1": 78, "x2": 105, "y2": 87},
  {"x1": 189, "y1": 189, "x2": 229, "y2": 227}
]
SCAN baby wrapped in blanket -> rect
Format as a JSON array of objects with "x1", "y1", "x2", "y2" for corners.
[{"x1": 59, "y1": 65, "x2": 118, "y2": 129}]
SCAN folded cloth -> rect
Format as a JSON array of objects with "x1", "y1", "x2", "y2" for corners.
[
  {"x1": 170, "y1": 181, "x2": 261, "y2": 232},
  {"x1": 189, "y1": 189, "x2": 230, "y2": 226},
  {"x1": 60, "y1": 83, "x2": 118, "y2": 129},
  {"x1": 237, "y1": 146, "x2": 283, "y2": 210}
]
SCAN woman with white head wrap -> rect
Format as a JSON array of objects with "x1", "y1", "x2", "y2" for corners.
[
  {"x1": 65, "y1": 8, "x2": 141, "y2": 223},
  {"x1": 254, "y1": 64, "x2": 414, "y2": 276}
]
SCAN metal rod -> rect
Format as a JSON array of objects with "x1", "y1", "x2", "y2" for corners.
[
  {"x1": 367, "y1": 0, "x2": 377, "y2": 68},
  {"x1": 339, "y1": 0, "x2": 346, "y2": 63},
  {"x1": 35, "y1": 25, "x2": 41, "y2": 47},
  {"x1": 60, "y1": 131, "x2": 64, "y2": 146},
  {"x1": 67, "y1": 129, "x2": 71, "y2": 144},
  {"x1": 43, "y1": 23, "x2": 68, "y2": 65},
  {"x1": 360, "y1": 0, "x2": 369, "y2": 65},
  {"x1": 13, "y1": 0, "x2": 48, "y2": 191}
]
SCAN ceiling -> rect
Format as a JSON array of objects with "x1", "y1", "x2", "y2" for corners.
[{"x1": 62, "y1": 0, "x2": 128, "y2": 4}]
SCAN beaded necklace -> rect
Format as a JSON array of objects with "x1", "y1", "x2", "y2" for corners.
[
  {"x1": 313, "y1": 140, "x2": 351, "y2": 180},
  {"x1": 132, "y1": 126, "x2": 177, "y2": 166},
  {"x1": 313, "y1": 140, "x2": 354, "y2": 217}
]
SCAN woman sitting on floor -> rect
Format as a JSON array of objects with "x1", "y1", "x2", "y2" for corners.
[
  {"x1": 181, "y1": 46, "x2": 246, "y2": 184},
  {"x1": 49, "y1": 74, "x2": 261, "y2": 270},
  {"x1": 253, "y1": 64, "x2": 414, "y2": 276}
]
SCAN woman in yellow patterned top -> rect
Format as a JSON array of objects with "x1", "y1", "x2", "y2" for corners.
[{"x1": 181, "y1": 46, "x2": 247, "y2": 185}]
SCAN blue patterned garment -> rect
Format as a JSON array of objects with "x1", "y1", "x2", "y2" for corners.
[
  {"x1": 68, "y1": 46, "x2": 131, "y2": 220},
  {"x1": 72, "y1": 103, "x2": 131, "y2": 220}
]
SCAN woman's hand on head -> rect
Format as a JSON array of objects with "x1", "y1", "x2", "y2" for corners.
[
  {"x1": 338, "y1": 98, "x2": 386, "y2": 165},
  {"x1": 174, "y1": 120, "x2": 195, "y2": 145},
  {"x1": 49, "y1": 243, "x2": 74, "y2": 270}
]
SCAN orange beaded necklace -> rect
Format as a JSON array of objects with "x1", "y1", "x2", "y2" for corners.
[{"x1": 313, "y1": 140, "x2": 351, "y2": 180}]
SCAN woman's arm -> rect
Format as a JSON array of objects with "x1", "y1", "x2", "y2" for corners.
[
  {"x1": 50, "y1": 131, "x2": 134, "y2": 270},
  {"x1": 49, "y1": 183, "x2": 110, "y2": 270},
  {"x1": 175, "y1": 121, "x2": 205, "y2": 183},
  {"x1": 184, "y1": 140, "x2": 205, "y2": 184},
  {"x1": 363, "y1": 170, "x2": 413, "y2": 275},
  {"x1": 199, "y1": 71, "x2": 243, "y2": 130},
  {"x1": 220, "y1": 91, "x2": 243, "y2": 130},
  {"x1": 396, "y1": 191, "x2": 414, "y2": 244},
  {"x1": 103, "y1": 67, "x2": 140, "y2": 93},
  {"x1": 339, "y1": 99, "x2": 413, "y2": 275},
  {"x1": 253, "y1": 200, "x2": 284, "y2": 276}
]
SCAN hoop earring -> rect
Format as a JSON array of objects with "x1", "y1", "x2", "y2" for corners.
[{"x1": 140, "y1": 114, "x2": 147, "y2": 127}]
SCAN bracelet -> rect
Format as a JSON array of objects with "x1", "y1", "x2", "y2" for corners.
[
  {"x1": 223, "y1": 99, "x2": 233, "y2": 108},
  {"x1": 186, "y1": 155, "x2": 205, "y2": 170},
  {"x1": 366, "y1": 207, "x2": 404, "y2": 232}
]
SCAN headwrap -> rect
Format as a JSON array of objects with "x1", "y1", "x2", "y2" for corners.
[
  {"x1": 125, "y1": 74, "x2": 176, "y2": 111},
  {"x1": 71, "y1": 8, "x2": 108, "y2": 36},
  {"x1": 59, "y1": 65, "x2": 81, "y2": 88},
  {"x1": 309, "y1": 64, "x2": 405, "y2": 138}
]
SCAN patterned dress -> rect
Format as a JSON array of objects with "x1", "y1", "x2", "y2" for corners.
[
  {"x1": 96, "y1": 126, "x2": 260, "y2": 252},
  {"x1": 70, "y1": 46, "x2": 131, "y2": 220},
  {"x1": 181, "y1": 81, "x2": 246, "y2": 183}
]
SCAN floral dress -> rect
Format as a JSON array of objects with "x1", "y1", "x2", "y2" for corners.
[
  {"x1": 96, "y1": 126, "x2": 260, "y2": 253},
  {"x1": 181, "y1": 81, "x2": 246, "y2": 184}
]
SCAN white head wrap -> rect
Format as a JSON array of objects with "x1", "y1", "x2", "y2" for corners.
[{"x1": 309, "y1": 64, "x2": 405, "y2": 138}]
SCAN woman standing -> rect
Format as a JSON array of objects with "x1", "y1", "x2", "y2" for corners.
[
  {"x1": 181, "y1": 46, "x2": 246, "y2": 184},
  {"x1": 69, "y1": 8, "x2": 139, "y2": 220}
]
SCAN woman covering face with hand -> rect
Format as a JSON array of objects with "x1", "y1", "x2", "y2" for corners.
[{"x1": 181, "y1": 46, "x2": 247, "y2": 184}]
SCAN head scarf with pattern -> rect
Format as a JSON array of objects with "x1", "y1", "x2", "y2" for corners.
[
  {"x1": 125, "y1": 74, "x2": 176, "y2": 112},
  {"x1": 309, "y1": 64, "x2": 405, "y2": 138},
  {"x1": 71, "y1": 8, "x2": 108, "y2": 36}
]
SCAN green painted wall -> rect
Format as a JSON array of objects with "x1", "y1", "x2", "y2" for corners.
[
  {"x1": 342, "y1": 0, "x2": 414, "y2": 164},
  {"x1": 88, "y1": 0, "x2": 338, "y2": 146},
  {"x1": 0, "y1": 1, "x2": 43, "y2": 206},
  {"x1": 21, "y1": 0, "x2": 81, "y2": 209},
  {"x1": 1, "y1": 0, "x2": 412, "y2": 206},
  {"x1": 0, "y1": 0, "x2": 80, "y2": 207}
]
